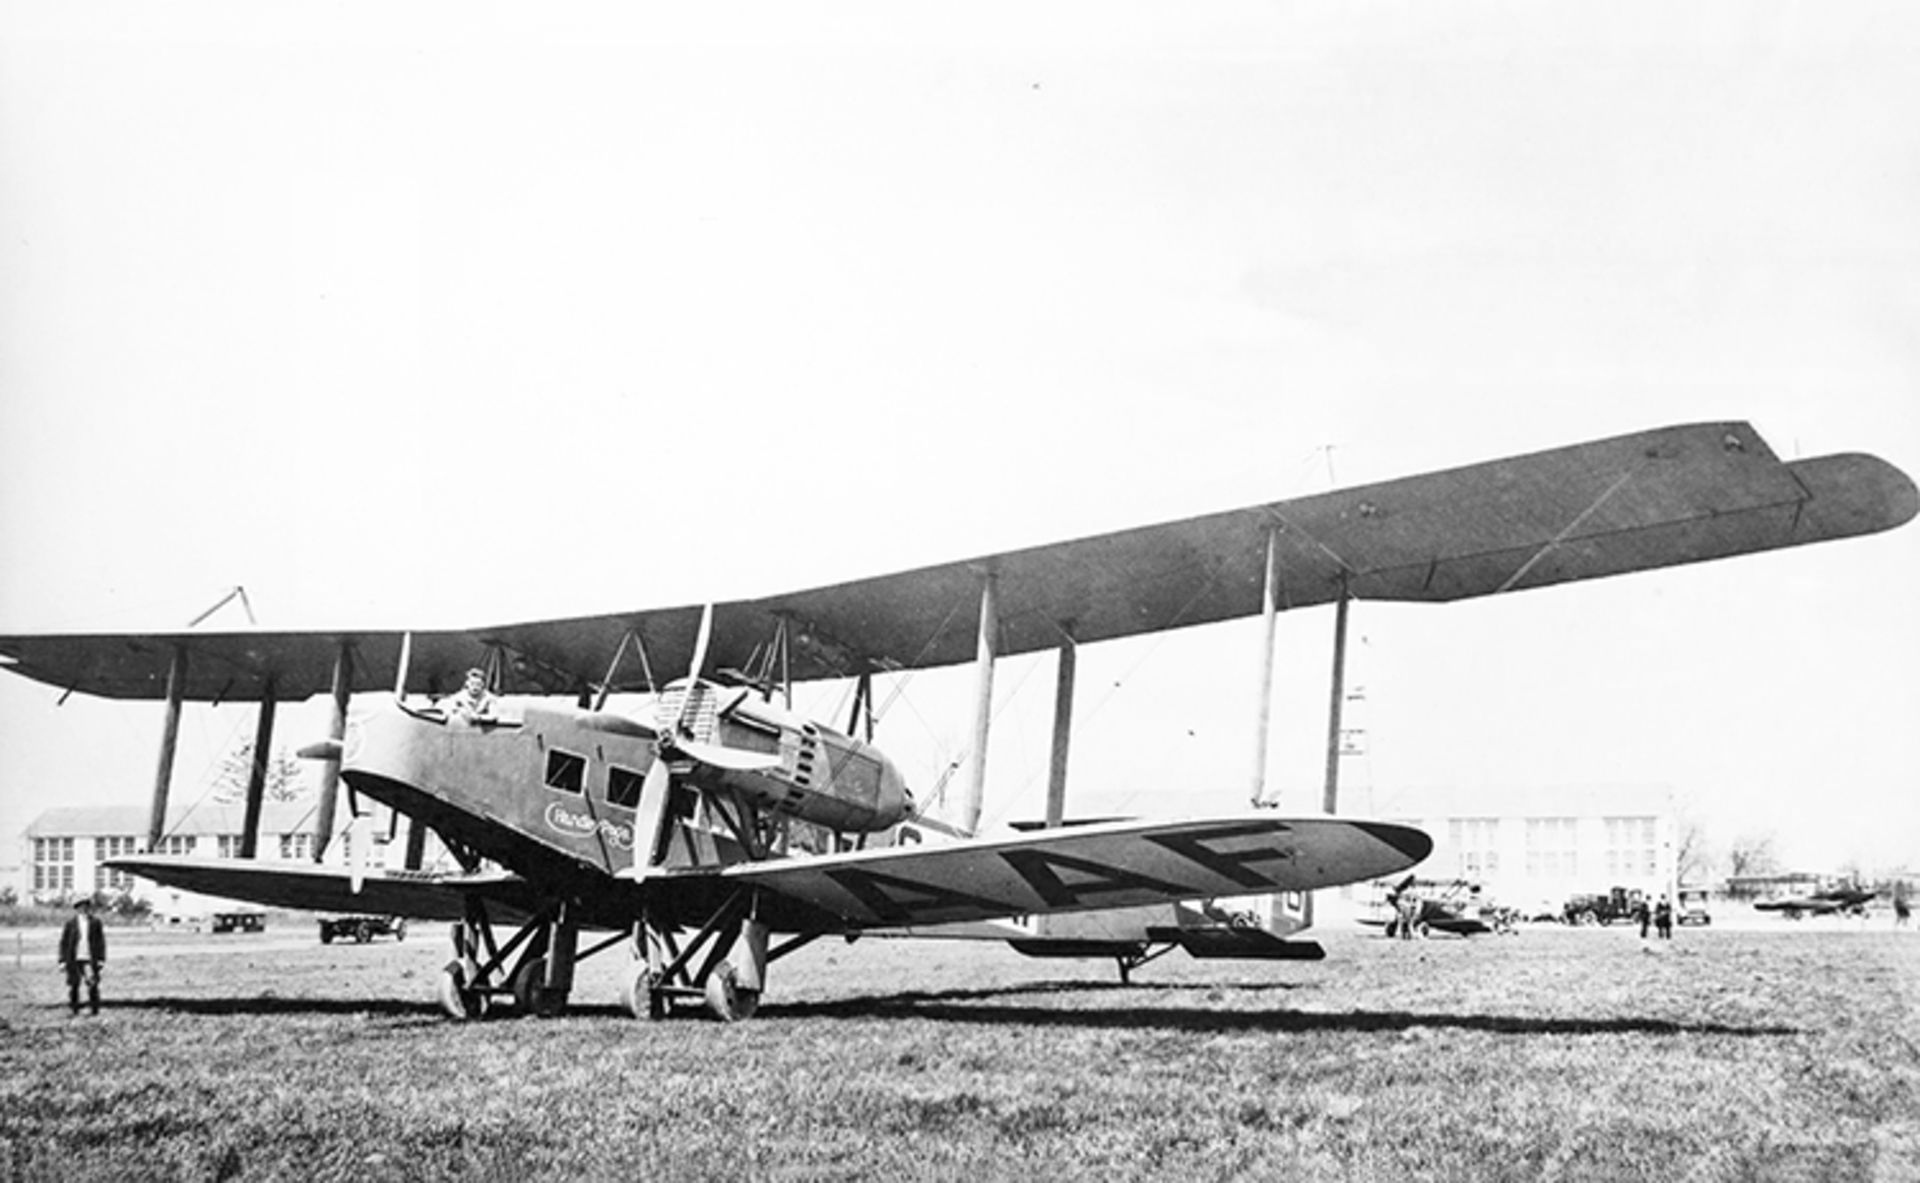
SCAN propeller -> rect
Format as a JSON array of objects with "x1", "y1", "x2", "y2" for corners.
[{"x1": 622, "y1": 604, "x2": 780, "y2": 879}]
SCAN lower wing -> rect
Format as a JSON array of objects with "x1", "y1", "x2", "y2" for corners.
[
  {"x1": 105, "y1": 856, "x2": 539, "y2": 923},
  {"x1": 717, "y1": 814, "x2": 1429, "y2": 929}
]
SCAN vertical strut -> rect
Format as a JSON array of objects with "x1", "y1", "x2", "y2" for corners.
[
  {"x1": 1322, "y1": 578, "x2": 1352, "y2": 815},
  {"x1": 963, "y1": 571, "x2": 998, "y2": 836},
  {"x1": 313, "y1": 643, "x2": 353, "y2": 861},
  {"x1": 146, "y1": 646, "x2": 189, "y2": 851},
  {"x1": 1045, "y1": 628, "x2": 1076, "y2": 828},
  {"x1": 1250, "y1": 528, "x2": 1282, "y2": 805},
  {"x1": 239, "y1": 677, "x2": 277, "y2": 858}
]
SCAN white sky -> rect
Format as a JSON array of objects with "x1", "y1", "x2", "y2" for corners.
[{"x1": 2, "y1": 2, "x2": 1916, "y2": 874}]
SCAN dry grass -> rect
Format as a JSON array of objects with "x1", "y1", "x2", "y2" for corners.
[{"x1": 2, "y1": 919, "x2": 1916, "y2": 1181}]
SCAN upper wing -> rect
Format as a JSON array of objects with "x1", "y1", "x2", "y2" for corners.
[
  {"x1": 5, "y1": 422, "x2": 1912, "y2": 700},
  {"x1": 714, "y1": 814, "x2": 1431, "y2": 930},
  {"x1": 105, "y1": 856, "x2": 541, "y2": 923}
]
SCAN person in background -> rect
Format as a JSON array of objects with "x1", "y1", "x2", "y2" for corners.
[{"x1": 58, "y1": 898, "x2": 107, "y2": 1016}]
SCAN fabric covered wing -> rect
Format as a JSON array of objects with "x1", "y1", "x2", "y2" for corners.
[
  {"x1": 105, "y1": 857, "x2": 538, "y2": 923},
  {"x1": 5, "y1": 421, "x2": 1912, "y2": 700},
  {"x1": 713, "y1": 815, "x2": 1431, "y2": 929}
]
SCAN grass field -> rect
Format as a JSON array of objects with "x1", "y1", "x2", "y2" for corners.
[{"x1": 2, "y1": 918, "x2": 1916, "y2": 1182}]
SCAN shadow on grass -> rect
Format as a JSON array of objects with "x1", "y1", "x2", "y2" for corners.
[
  {"x1": 762, "y1": 983, "x2": 1799, "y2": 1038},
  {"x1": 93, "y1": 996, "x2": 443, "y2": 1020},
  {"x1": 83, "y1": 980, "x2": 1797, "y2": 1039}
]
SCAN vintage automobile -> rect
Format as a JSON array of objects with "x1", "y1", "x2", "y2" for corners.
[{"x1": 318, "y1": 915, "x2": 408, "y2": 944}]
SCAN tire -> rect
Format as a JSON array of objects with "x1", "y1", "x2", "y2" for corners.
[
  {"x1": 354, "y1": 921, "x2": 373, "y2": 944},
  {"x1": 437, "y1": 961, "x2": 490, "y2": 1021},
  {"x1": 511, "y1": 957, "x2": 565, "y2": 1018},
  {"x1": 703, "y1": 962, "x2": 759, "y2": 1023},
  {"x1": 320, "y1": 923, "x2": 334, "y2": 945},
  {"x1": 622, "y1": 963, "x2": 666, "y2": 1021},
  {"x1": 393, "y1": 920, "x2": 407, "y2": 942}
]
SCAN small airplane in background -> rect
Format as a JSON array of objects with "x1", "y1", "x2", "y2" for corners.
[
  {"x1": 1362, "y1": 877, "x2": 1513, "y2": 938},
  {"x1": 1753, "y1": 885, "x2": 1879, "y2": 920},
  {"x1": 1, "y1": 421, "x2": 1912, "y2": 1022}
]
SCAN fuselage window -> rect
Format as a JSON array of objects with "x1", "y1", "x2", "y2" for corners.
[
  {"x1": 607, "y1": 765, "x2": 644, "y2": 809},
  {"x1": 545, "y1": 749, "x2": 586, "y2": 795}
]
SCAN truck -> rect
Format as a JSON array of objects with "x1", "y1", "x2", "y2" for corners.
[{"x1": 1562, "y1": 886, "x2": 1645, "y2": 926}]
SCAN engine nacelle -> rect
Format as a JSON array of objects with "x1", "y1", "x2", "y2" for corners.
[{"x1": 661, "y1": 681, "x2": 913, "y2": 833}]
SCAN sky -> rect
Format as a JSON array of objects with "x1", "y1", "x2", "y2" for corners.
[{"x1": 2, "y1": 2, "x2": 1916, "y2": 876}]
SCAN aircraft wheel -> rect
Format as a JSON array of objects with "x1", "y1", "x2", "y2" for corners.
[
  {"x1": 438, "y1": 960, "x2": 490, "y2": 1021},
  {"x1": 622, "y1": 964, "x2": 667, "y2": 1021},
  {"x1": 703, "y1": 962, "x2": 759, "y2": 1023},
  {"x1": 394, "y1": 920, "x2": 407, "y2": 942},
  {"x1": 319, "y1": 924, "x2": 334, "y2": 945},
  {"x1": 511, "y1": 957, "x2": 565, "y2": 1018},
  {"x1": 1415, "y1": 922, "x2": 1433, "y2": 940},
  {"x1": 354, "y1": 921, "x2": 374, "y2": 944}
]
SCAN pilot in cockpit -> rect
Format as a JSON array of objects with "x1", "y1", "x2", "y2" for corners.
[{"x1": 439, "y1": 667, "x2": 498, "y2": 723}]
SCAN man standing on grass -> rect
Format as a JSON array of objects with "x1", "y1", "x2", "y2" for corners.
[{"x1": 58, "y1": 898, "x2": 107, "y2": 1015}]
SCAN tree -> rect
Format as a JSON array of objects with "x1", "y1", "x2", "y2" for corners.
[
  {"x1": 1673, "y1": 816, "x2": 1714, "y2": 886},
  {"x1": 211, "y1": 740, "x2": 308, "y2": 805},
  {"x1": 1726, "y1": 831, "x2": 1781, "y2": 880}
]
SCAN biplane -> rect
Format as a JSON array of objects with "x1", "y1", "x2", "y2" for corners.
[
  {"x1": 1753, "y1": 884, "x2": 1879, "y2": 919},
  {"x1": 1, "y1": 422, "x2": 1911, "y2": 1021}
]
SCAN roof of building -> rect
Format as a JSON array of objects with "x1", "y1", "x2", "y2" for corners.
[{"x1": 24, "y1": 801, "x2": 318, "y2": 840}]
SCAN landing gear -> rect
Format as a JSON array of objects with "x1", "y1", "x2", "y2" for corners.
[
  {"x1": 435, "y1": 896, "x2": 597, "y2": 1020},
  {"x1": 627, "y1": 890, "x2": 794, "y2": 1022}
]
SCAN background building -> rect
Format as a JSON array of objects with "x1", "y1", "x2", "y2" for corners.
[
  {"x1": 1360, "y1": 784, "x2": 1679, "y2": 916},
  {"x1": 19, "y1": 802, "x2": 425, "y2": 904}
]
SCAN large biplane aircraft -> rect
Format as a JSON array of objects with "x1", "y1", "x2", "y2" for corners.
[{"x1": 2, "y1": 422, "x2": 1912, "y2": 1021}]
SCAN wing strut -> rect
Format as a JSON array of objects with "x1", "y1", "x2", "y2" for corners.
[
  {"x1": 1044, "y1": 626, "x2": 1076, "y2": 828},
  {"x1": 961, "y1": 571, "x2": 998, "y2": 836},
  {"x1": 1250, "y1": 526, "x2": 1282, "y2": 805},
  {"x1": 146, "y1": 646, "x2": 188, "y2": 851},
  {"x1": 1322, "y1": 577, "x2": 1352, "y2": 815},
  {"x1": 311, "y1": 642, "x2": 353, "y2": 862},
  {"x1": 237, "y1": 677, "x2": 278, "y2": 858}
]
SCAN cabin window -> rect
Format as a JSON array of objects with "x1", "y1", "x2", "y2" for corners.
[
  {"x1": 545, "y1": 749, "x2": 586, "y2": 795},
  {"x1": 607, "y1": 765, "x2": 645, "y2": 809}
]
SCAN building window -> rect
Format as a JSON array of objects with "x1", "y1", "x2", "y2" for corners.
[
  {"x1": 33, "y1": 837, "x2": 75, "y2": 896},
  {"x1": 279, "y1": 832, "x2": 313, "y2": 861},
  {"x1": 217, "y1": 835, "x2": 244, "y2": 859},
  {"x1": 1604, "y1": 816, "x2": 1659, "y2": 882},
  {"x1": 1525, "y1": 817, "x2": 1578, "y2": 879},
  {"x1": 94, "y1": 836, "x2": 140, "y2": 893},
  {"x1": 1449, "y1": 818, "x2": 1500, "y2": 879},
  {"x1": 152, "y1": 835, "x2": 194, "y2": 857}
]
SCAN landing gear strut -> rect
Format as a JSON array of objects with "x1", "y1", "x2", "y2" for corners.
[
  {"x1": 627, "y1": 889, "x2": 802, "y2": 1022},
  {"x1": 438, "y1": 896, "x2": 594, "y2": 1020}
]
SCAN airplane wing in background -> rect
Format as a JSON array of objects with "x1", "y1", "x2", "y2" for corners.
[{"x1": 4, "y1": 421, "x2": 1914, "y2": 702}]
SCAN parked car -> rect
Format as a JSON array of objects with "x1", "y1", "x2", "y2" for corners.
[
  {"x1": 1677, "y1": 887, "x2": 1712, "y2": 926},
  {"x1": 319, "y1": 915, "x2": 407, "y2": 944}
]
